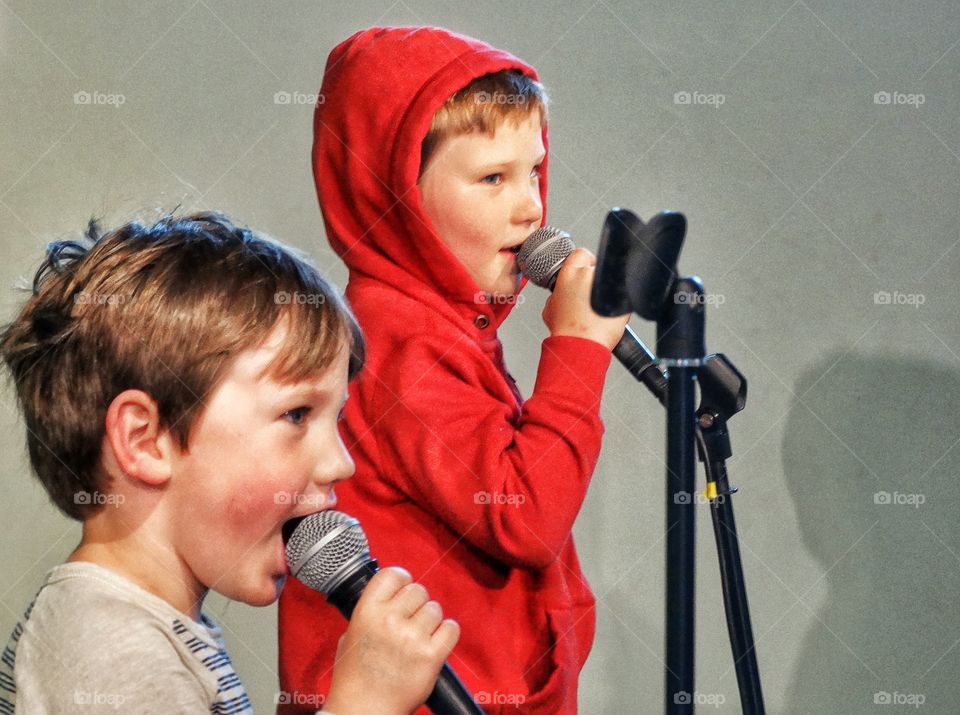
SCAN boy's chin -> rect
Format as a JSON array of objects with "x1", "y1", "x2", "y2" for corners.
[
  {"x1": 487, "y1": 278, "x2": 521, "y2": 299},
  {"x1": 230, "y1": 578, "x2": 286, "y2": 608}
]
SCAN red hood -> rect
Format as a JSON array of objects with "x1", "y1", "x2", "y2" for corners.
[{"x1": 312, "y1": 26, "x2": 547, "y2": 328}]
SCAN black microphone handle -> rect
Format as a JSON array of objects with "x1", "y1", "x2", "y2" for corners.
[
  {"x1": 426, "y1": 666, "x2": 485, "y2": 715},
  {"x1": 326, "y1": 560, "x2": 485, "y2": 715},
  {"x1": 614, "y1": 325, "x2": 667, "y2": 404}
]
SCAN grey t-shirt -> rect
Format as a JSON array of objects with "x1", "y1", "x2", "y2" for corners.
[{"x1": 0, "y1": 561, "x2": 253, "y2": 714}]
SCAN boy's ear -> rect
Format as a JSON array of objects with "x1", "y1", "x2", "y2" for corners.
[{"x1": 103, "y1": 389, "x2": 176, "y2": 487}]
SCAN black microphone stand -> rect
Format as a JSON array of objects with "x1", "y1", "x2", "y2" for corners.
[
  {"x1": 696, "y1": 356, "x2": 763, "y2": 713},
  {"x1": 658, "y1": 276, "x2": 705, "y2": 713},
  {"x1": 593, "y1": 208, "x2": 765, "y2": 714}
]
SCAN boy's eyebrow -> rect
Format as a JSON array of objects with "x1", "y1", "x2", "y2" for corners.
[
  {"x1": 476, "y1": 152, "x2": 547, "y2": 170},
  {"x1": 273, "y1": 381, "x2": 336, "y2": 400}
]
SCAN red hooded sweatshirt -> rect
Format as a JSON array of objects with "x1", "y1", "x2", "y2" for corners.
[{"x1": 278, "y1": 27, "x2": 613, "y2": 714}]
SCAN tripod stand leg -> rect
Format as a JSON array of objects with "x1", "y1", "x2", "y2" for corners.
[{"x1": 708, "y1": 462, "x2": 765, "y2": 714}]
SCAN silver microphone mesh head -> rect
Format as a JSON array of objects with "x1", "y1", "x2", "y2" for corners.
[
  {"x1": 285, "y1": 510, "x2": 371, "y2": 594},
  {"x1": 516, "y1": 227, "x2": 575, "y2": 289}
]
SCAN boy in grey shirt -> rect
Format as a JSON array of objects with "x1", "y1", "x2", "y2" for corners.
[
  {"x1": 7, "y1": 562, "x2": 246, "y2": 712},
  {"x1": 0, "y1": 213, "x2": 459, "y2": 714}
]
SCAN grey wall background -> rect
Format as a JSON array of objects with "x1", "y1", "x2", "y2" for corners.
[{"x1": 2, "y1": 1, "x2": 958, "y2": 713}]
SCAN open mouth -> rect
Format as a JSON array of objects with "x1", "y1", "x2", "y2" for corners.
[{"x1": 281, "y1": 516, "x2": 307, "y2": 546}]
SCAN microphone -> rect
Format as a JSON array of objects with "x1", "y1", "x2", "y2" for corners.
[
  {"x1": 517, "y1": 227, "x2": 667, "y2": 402},
  {"x1": 285, "y1": 511, "x2": 484, "y2": 715}
]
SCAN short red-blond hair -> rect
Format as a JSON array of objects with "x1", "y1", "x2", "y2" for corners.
[{"x1": 420, "y1": 70, "x2": 549, "y2": 175}]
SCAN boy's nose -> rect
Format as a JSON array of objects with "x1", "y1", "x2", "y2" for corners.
[
  {"x1": 515, "y1": 185, "x2": 542, "y2": 226},
  {"x1": 312, "y1": 435, "x2": 356, "y2": 486}
]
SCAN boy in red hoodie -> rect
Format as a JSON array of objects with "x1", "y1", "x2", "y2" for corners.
[{"x1": 279, "y1": 26, "x2": 628, "y2": 713}]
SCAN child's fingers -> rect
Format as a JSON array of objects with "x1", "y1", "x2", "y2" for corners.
[
  {"x1": 362, "y1": 566, "x2": 413, "y2": 604},
  {"x1": 431, "y1": 619, "x2": 461, "y2": 656},
  {"x1": 562, "y1": 246, "x2": 596, "y2": 270},
  {"x1": 395, "y1": 581, "x2": 431, "y2": 617},
  {"x1": 409, "y1": 598, "x2": 444, "y2": 632},
  {"x1": 554, "y1": 248, "x2": 596, "y2": 292}
]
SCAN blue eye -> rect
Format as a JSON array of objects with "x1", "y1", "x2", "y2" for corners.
[
  {"x1": 283, "y1": 407, "x2": 311, "y2": 426},
  {"x1": 530, "y1": 165, "x2": 542, "y2": 179},
  {"x1": 482, "y1": 173, "x2": 503, "y2": 185}
]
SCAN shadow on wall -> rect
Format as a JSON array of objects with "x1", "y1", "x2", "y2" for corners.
[{"x1": 782, "y1": 353, "x2": 960, "y2": 714}]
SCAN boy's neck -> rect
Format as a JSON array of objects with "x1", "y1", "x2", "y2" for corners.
[{"x1": 69, "y1": 526, "x2": 207, "y2": 622}]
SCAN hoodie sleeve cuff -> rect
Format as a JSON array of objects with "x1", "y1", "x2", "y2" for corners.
[{"x1": 533, "y1": 335, "x2": 613, "y2": 403}]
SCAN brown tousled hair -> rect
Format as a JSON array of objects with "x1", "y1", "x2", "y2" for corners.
[{"x1": 1, "y1": 211, "x2": 364, "y2": 520}]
